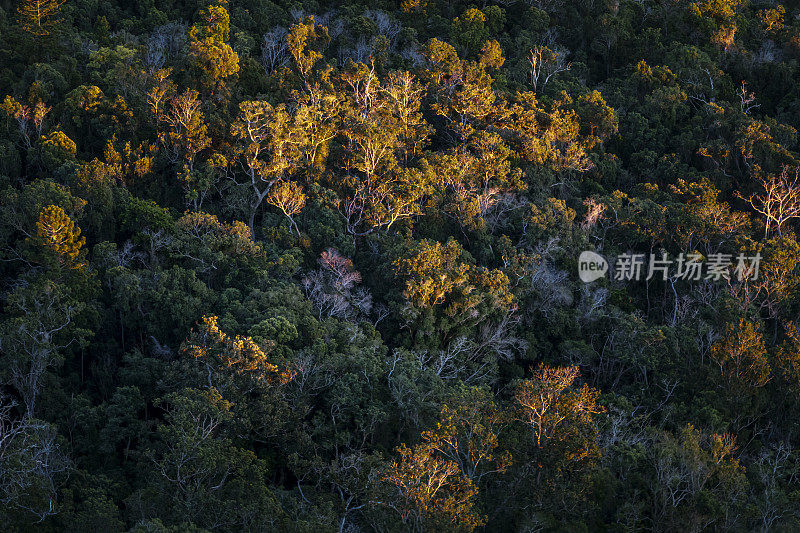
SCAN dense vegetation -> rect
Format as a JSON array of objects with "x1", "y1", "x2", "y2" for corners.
[{"x1": 2, "y1": 0, "x2": 800, "y2": 530}]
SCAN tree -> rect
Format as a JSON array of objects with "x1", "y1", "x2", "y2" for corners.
[
  {"x1": 667, "y1": 178, "x2": 749, "y2": 255},
  {"x1": 230, "y1": 100, "x2": 297, "y2": 235},
  {"x1": 757, "y1": 5, "x2": 785, "y2": 34},
  {"x1": 728, "y1": 235, "x2": 800, "y2": 323},
  {"x1": 709, "y1": 320, "x2": 771, "y2": 389},
  {"x1": 188, "y1": 3, "x2": 239, "y2": 93},
  {"x1": 302, "y1": 248, "x2": 372, "y2": 320},
  {"x1": 0, "y1": 280, "x2": 89, "y2": 417},
  {"x1": 394, "y1": 239, "x2": 471, "y2": 311},
  {"x1": 336, "y1": 62, "x2": 432, "y2": 235},
  {"x1": 0, "y1": 397, "x2": 68, "y2": 523},
  {"x1": 650, "y1": 425, "x2": 745, "y2": 531},
  {"x1": 420, "y1": 39, "x2": 501, "y2": 142},
  {"x1": 261, "y1": 26, "x2": 289, "y2": 74},
  {"x1": 509, "y1": 365, "x2": 605, "y2": 524},
  {"x1": 156, "y1": 88, "x2": 217, "y2": 209},
  {"x1": 34, "y1": 205, "x2": 85, "y2": 267},
  {"x1": 266, "y1": 180, "x2": 306, "y2": 235},
  {"x1": 450, "y1": 8, "x2": 492, "y2": 58},
  {"x1": 381, "y1": 442, "x2": 484, "y2": 532},
  {"x1": 158, "y1": 88, "x2": 210, "y2": 171},
  {"x1": 508, "y1": 91, "x2": 595, "y2": 173},
  {"x1": 381, "y1": 71, "x2": 432, "y2": 164},
  {"x1": 431, "y1": 131, "x2": 525, "y2": 230},
  {"x1": 16, "y1": 0, "x2": 65, "y2": 36},
  {"x1": 145, "y1": 387, "x2": 287, "y2": 530},
  {"x1": 173, "y1": 211, "x2": 264, "y2": 275},
  {"x1": 181, "y1": 315, "x2": 294, "y2": 389},
  {"x1": 514, "y1": 365, "x2": 603, "y2": 450},
  {"x1": 0, "y1": 180, "x2": 86, "y2": 265},
  {"x1": 529, "y1": 45, "x2": 571, "y2": 93},
  {"x1": 420, "y1": 387, "x2": 511, "y2": 483},
  {"x1": 737, "y1": 166, "x2": 800, "y2": 237},
  {"x1": 391, "y1": 238, "x2": 517, "y2": 361},
  {"x1": 285, "y1": 17, "x2": 330, "y2": 88},
  {"x1": 1, "y1": 95, "x2": 51, "y2": 149},
  {"x1": 146, "y1": 68, "x2": 175, "y2": 134},
  {"x1": 393, "y1": 238, "x2": 513, "y2": 318}
]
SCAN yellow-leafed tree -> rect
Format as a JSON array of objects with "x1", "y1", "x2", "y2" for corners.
[
  {"x1": 383, "y1": 442, "x2": 484, "y2": 531},
  {"x1": 266, "y1": 181, "x2": 306, "y2": 235},
  {"x1": 36, "y1": 205, "x2": 85, "y2": 265},
  {"x1": 188, "y1": 3, "x2": 239, "y2": 93},
  {"x1": 17, "y1": 0, "x2": 65, "y2": 36}
]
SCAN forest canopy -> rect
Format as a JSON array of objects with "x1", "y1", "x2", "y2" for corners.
[{"x1": 2, "y1": 0, "x2": 800, "y2": 531}]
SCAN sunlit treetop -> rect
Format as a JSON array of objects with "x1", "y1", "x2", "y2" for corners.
[{"x1": 35, "y1": 204, "x2": 85, "y2": 267}]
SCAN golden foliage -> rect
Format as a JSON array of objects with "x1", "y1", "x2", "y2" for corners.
[
  {"x1": 183, "y1": 316, "x2": 294, "y2": 385},
  {"x1": 286, "y1": 17, "x2": 330, "y2": 84},
  {"x1": 17, "y1": 0, "x2": 65, "y2": 36},
  {"x1": 35, "y1": 205, "x2": 85, "y2": 266},
  {"x1": 401, "y1": 0, "x2": 427, "y2": 14},
  {"x1": 515, "y1": 365, "x2": 603, "y2": 451},
  {"x1": 176, "y1": 211, "x2": 261, "y2": 255},
  {"x1": 41, "y1": 130, "x2": 76, "y2": 157},
  {"x1": 421, "y1": 388, "x2": 511, "y2": 482},
  {"x1": 266, "y1": 181, "x2": 306, "y2": 235},
  {"x1": 159, "y1": 88, "x2": 211, "y2": 168},
  {"x1": 384, "y1": 443, "x2": 484, "y2": 531},
  {"x1": 393, "y1": 238, "x2": 514, "y2": 316},
  {"x1": 188, "y1": 4, "x2": 239, "y2": 89}
]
